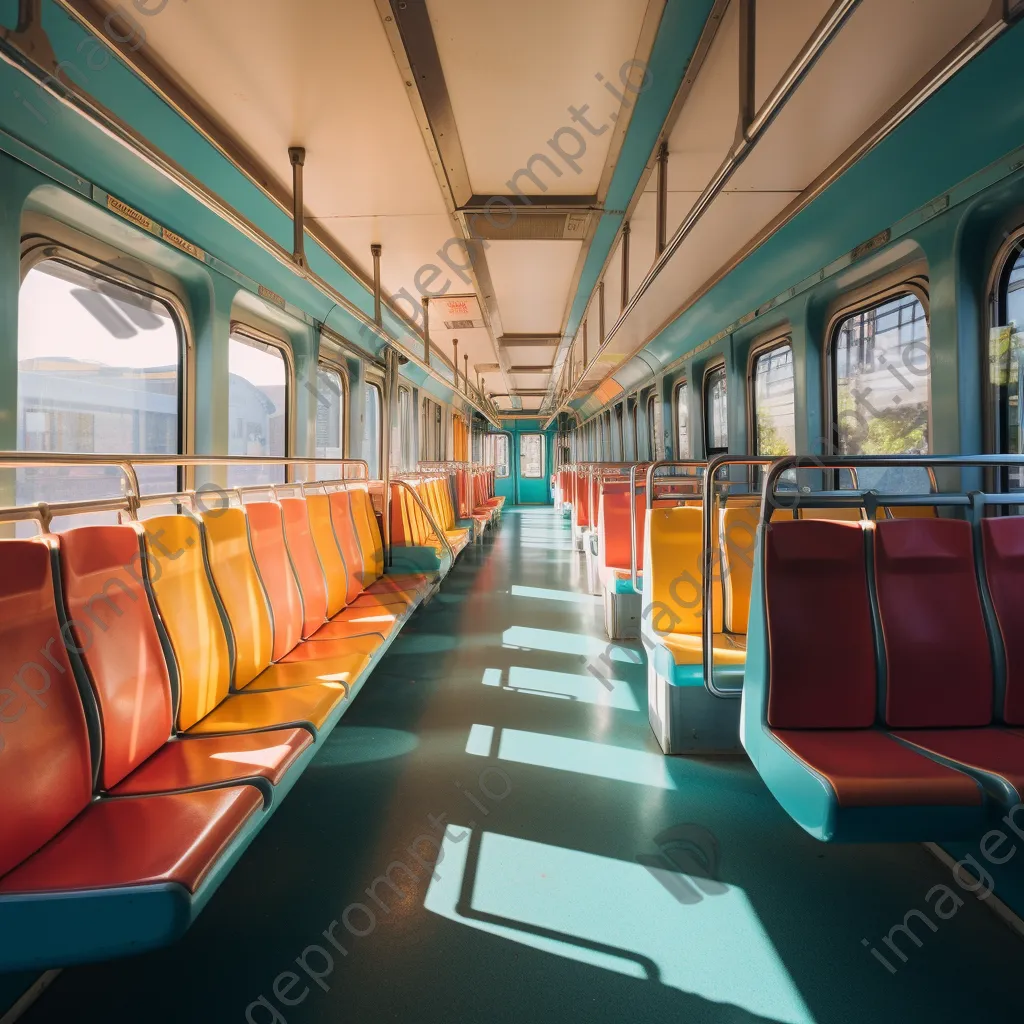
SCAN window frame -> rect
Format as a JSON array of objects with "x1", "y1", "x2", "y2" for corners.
[
  {"x1": 986, "y1": 228, "x2": 1024, "y2": 478},
  {"x1": 315, "y1": 358, "x2": 349, "y2": 463},
  {"x1": 520, "y1": 432, "x2": 545, "y2": 479},
  {"x1": 646, "y1": 390, "x2": 658, "y2": 461},
  {"x1": 18, "y1": 238, "x2": 194, "y2": 488},
  {"x1": 615, "y1": 403, "x2": 625, "y2": 462},
  {"x1": 747, "y1": 333, "x2": 796, "y2": 458},
  {"x1": 228, "y1": 322, "x2": 295, "y2": 482},
  {"x1": 702, "y1": 360, "x2": 729, "y2": 458},
  {"x1": 674, "y1": 378, "x2": 690, "y2": 459},
  {"x1": 363, "y1": 375, "x2": 385, "y2": 479},
  {"x1": 494, "y1": 432, "x2": 511, "y2": 478},
  {"x1": 823, "y1": 277, "x2": 931, "y2": 458}
]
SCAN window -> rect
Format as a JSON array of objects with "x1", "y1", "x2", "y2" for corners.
[
  {"x1": 615, "y1": 405, "x2": 624, "y2": 461},
  {"x1": 228, "y1": 330, "x2": 288, "y2": 486},
  {"x1": 495, "y1": 433, "x2": 510, "y2": 477},
  {"x1": 676, "y1": 381, "x2": 690, "y2": 458},
  {"x1": 752, "y1": 343, "x2": 795, "y2": 456},
  {"x1": 314, "y1": 364, "x2": 345, "y2": 480},
  {"x1": 420, "y1": 398, "x2": 442, "y2": 462},
  {"x1": 631, "y1": 400, "x2": 639, "y2": 461},
  {"x1": 832, "y1": 293, "x2": 930, "y2": 455},
  {"x1": 646, "y1": 392, "x2": 658, "y2": 460},
  {"x1": 17, "y1": 259, "x2": 185, "y2": 508},
  {"x1": 363, "y1": 382, "x2": 382, "y2": 478},
  {"x1": 704, "y1": 365, "x2": 728, "y2": 456},
  {"x1": 991, "y1": 238, "x2": 1024, "y2": 490},
  {"x1": 521, "y1": 433, "x2": 544, "y2": 478},
  {"x1": 391, "y1": 386, "x2": 412, "y2": 471}
]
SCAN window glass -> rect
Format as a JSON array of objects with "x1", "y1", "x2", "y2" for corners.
[
  {"x1": 391, "y1": 386, "x2": 412, "y2": 471},
  {"x1": 631, "y1": 401, "x2": 639, "y2": 461},
  {"x1": 833, "y1": 292, "x2": 930, "y2": 490},
  {"x1": 521, "y1": 433, "x2": 544, "y2": 478},
  {"x1": 646, "y1": 393, "x2": 658, "y2": 460},
  {"x1": 495, "y1": 434, "x2": 510, "y2": 477},
  {"x1": 314, "y1": 365, "x2": 345, "y2": 480},
  {"x1": 615, "y1": 405, "x2": 624, "y2": 461},
  {"x1": 676, "y1": 381, "x2": 689, "y2": 458},
  {"x1": 363, "y1": 382, "x2": 382, "y2": 478},
  {"x1": 228, "y1": 332, "x2": 288, "y2": 486},
  {"x1": 753, "y1": 344, "x2": 795, "y2": 456},
  {"x1": 704, "y1": 365, "x2": 728, "y2": 455},
  {"x1": 17, "y1": 260, "x2": 184, "y2": 513}
]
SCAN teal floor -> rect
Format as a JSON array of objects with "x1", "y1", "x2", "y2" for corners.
[{"x1": 19, "y1": 508, "x2": 1024, "y2": 1022}]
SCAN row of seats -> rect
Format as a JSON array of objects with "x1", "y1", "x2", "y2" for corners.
[
  {"x1": 744, "y1": 515, "x2": 1024, "y2": 842},
  {"x1": 0, "y1": 482, "x2": 438, "y2": 970}
]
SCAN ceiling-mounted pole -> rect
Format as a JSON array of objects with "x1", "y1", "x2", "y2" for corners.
[
  {"x1": 422, "y1": 296, "x2": 430, "y2": 364},
  {"x1": 380, "y1": 346, "x2": 397, "y2": 565},
  {"x1": 620, "y1": 221, "x2": 631, "y2": 311},
  {"x1": 656, "y1": 142, "x2": 669, "y2": 256},
  {"x1": 737, "y1": 0, "x2": 757, "y2": 144},
  {"x1": 371, "y1": 243, "x2": 382, "y2": 326},
  {"x1": 464, "y1": 354, "x2": 470, "y2": 395},
  {"x1": 598, "y1": 281, "x2": 606, "y2": 348},
  {"x1": 288, "y1": 147, "x2": 306, "y2": 267},
  {"x1": 453, "y1": 338, "x2": 460, "y2": 391},
  {"x1": 582, "y1": 317, "x2": 589, "y2": 368}
]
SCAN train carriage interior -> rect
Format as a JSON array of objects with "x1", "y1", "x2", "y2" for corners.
[{"x1": 4, "y1": 0, "x2": 1024, "y2": 1020}]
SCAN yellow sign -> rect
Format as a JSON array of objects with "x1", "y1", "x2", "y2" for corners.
[
  {"x1": 162, "y1": 228, "x2": 205, "y2": 262},
  {"x1": 106, "y1": 194, "x2": 156, "y2": 234},
  {"x1": 259, "y1": 284, "x2": 286, "y2": 308}
]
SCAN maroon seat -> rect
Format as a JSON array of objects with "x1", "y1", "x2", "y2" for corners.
[{"x1": 875, "y1": 519, "x2": 1023, "y2": 808}]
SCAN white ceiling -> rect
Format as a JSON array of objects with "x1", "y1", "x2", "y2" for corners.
[
  {"x1": 486, "y1": 240, "x2": 584, "y2": 334},
  {"x1": 426, "y1": 0, "x2": 652, "y2": 196}
]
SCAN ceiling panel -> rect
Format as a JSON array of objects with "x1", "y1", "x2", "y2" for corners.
[
  {"x1": 487, "y1": 241, "x2": 583, "y2": 334},
  {"x1": 730, "y1": 0, "x2": 991, "y2": 192},
  {"x1": 426, "y1": 0, "x2": 651, "y2": 196}
]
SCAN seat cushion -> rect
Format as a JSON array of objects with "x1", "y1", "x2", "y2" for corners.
[
  {"x1": 893, "y1": 728, "x2": 1024, "y2": 806},
  {"x1": 321, "y1": 608, "x2": 400, "y2": 636},
  {"x1": 772, "y1": 730, "x2": 983, "y2": 808},
  {"x1": 278, "y1": 635, "x2": 384, "y2": 664},
  {"x1": 185, "y1": 683, "x2": 352, "y2": 736},
  {"x1": 111, "y1": 729, "x2": 313, "y2": 797},
  {"x1": 0, "y1": 787, "x2": 263, "y2": 895},
  {"x1": 244, "y1": 649, "x2": 374, "y2": 691}
]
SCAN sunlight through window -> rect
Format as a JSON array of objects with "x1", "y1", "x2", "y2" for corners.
[{"x1": 426, "y1": 828, "x2": 815, "y2": 1024}]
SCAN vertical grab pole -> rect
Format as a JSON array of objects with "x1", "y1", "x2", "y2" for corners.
[
  {"x1": 371, "y1": 244, "x2": 383, "y2": 326},
  {"x1": 381, "y1": 346, "x2": 397, "y2": 566},
  {"x1": 288, "y1": 147, "x2": 306, "y2": 267}
]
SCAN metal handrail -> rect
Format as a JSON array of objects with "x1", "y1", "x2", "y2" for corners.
[
  {"x1": 627, "y1": 464, "x2": 651, "y2": 596},
  {"x1": 643, "y1": 461, "x2": 707, "y2": 510},
  {"x1": 702, "y1": 456, "x2": 775, "y2": 699},
  {"x1": 390, "y1": 478, "x2": 456, "y2": 562},
  {"x1": 760, "y1": 454, "x2": 1024, "y2": 524}
]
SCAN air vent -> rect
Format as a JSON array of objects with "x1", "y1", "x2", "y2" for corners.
[{"x1": 466, "y1": 211, "x2": 591, "y2": 241}]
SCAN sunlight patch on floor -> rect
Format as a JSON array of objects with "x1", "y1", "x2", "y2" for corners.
[
  {"x1": 510, "y1": 585, "x2": 600, "y2": 606},
  {"x1": 502, "y1": 627, "x2": 642, "y2": 665},
  {"x1": 480, "y1": 665, "x2": 642, "y2": 711},
  {"x1": 426, "y1": 827, "x2": 815, "y2": 1024},
  {"x1": 465, "y1": 725, "x2": 675, "y2": 790}
]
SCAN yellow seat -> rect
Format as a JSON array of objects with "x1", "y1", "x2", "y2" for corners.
[
  {"x1": 720, "y1": 507, "x2": 759, "y2": 634},
  {"x1": 141, "y1": 515, "x2": 353, "y2": 737},
  {"x1": 658, "y1": 632, "x2": 747, "y2": 666}
]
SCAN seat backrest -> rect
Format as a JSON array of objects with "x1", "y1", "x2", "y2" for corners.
[
  {"x1": 0, "y1": 538, "x2": 93, "y2": 878},
  {"x1": 246, "y1": 502, "x2": 304, "y2": 661},
  {"x1": 307, "y1": 492, "x2": 350, "y2": 616},
  {"x1": 874, "y1": 519, "x2": 992, "y2": 729},
  {"x1": 350, "y1": 486, "x2": 385, "y2": 581},
  {"x1": 279, "y1": 497, "x2": 329, "y2": 638},
  {"x1": 577, "y1": 475, "x2": 592, "y2": 528},
  {"x1": 59, "y1": 525, "x2": 174, "y2": 790},
  {"x1": 143, "y1": 515, "x2": 232, "y2": 729},
  {"x1": 327, "y1": 489, "x2": 366, "y2": 603},
  {"x1": 764, "y1": 521, "x2": 877, "y2": 729},
  {"x1": 643, "y1": 506, "x2": 722, "y2": 635},
  {"x1": 981, "y1": 517, "x2": 1024, "y2": 725},
  {"x1": 597, "y1": 482, "x2": 633, "y2": 573},
  {"x1": 201, "y1": 508, "x2": 274, "y2": 689},
  {"x1": 720, "y1": 506, "x2": 759, "y2": 634}
]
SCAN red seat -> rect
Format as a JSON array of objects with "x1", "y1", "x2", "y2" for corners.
[
  {"x1": 57, "y1": 524, "x2": 315, "y2": 798},
  {"x1": 772, "y1": 730, "x2": 984, "y2": 807},
  {"x1": 0, "y1": 786, "x2": 262, "y2": 895},
  {"x1": 981, "y1": 516, "x2": 1024, "y2": 724}
]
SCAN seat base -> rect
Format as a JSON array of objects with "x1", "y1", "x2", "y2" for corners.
[{"x1": 647, "y1": 664, "x2": 741, "y2": 755}]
